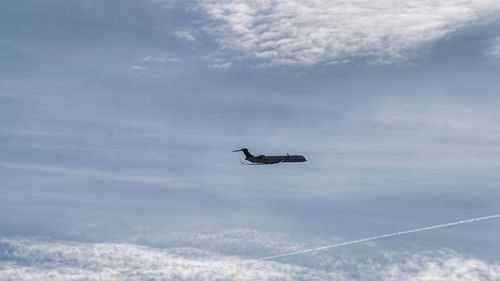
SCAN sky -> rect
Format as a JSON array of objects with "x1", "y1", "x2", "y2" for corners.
[{"x1": 1, "y1": 0, "x2": 500, "y2": 280}]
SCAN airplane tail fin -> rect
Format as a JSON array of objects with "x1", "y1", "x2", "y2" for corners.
[{"x1": 232, "y1": 148, "x2": 253, "y2": 158}]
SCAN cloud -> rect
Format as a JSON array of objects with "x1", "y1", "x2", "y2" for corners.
[
  {"x1": 0, "y1": 236, "x2": 339, "y2": 281},
  {"x1": 175, "y1": 30, "x2": 197, "y2": 42},
  {"x1": 1, "y1": 234, "x2": 499, "y2": 281},
  {"x1": 202, "y1": 55, "x2": 234, "y2": 69},
  {"x1": 130, "y1": 55, "x2": 184, "y2": 77},
  {"x1": 210, "y1": 61, "x2": 233, "y2": 69},
  {"x1": 383, "y1": 252, "x2": 500, "y2": 281},
  {"x1": 486, "y1": 37, "x2": 500, "y2": 57},
  {"x1": 143, "y1": 55, "x2": 183, "y2": 63},
  {"x1": 131, "y1": 65, "x2": 147, "y2": 70},
  {"x1": 149, "y1": 0, "x2": 178, "y2": 9},
  {"x1": 198, "y1": 0, "x2": 500, "y2": 65}
]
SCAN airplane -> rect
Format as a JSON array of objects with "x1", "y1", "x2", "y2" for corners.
[{"x1": 232, "y1": 148, "x2": 307, "y2": 165}]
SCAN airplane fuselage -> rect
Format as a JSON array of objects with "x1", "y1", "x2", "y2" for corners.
[
  {"x1": 246, "y1": 155, "x2": 307, "y2": 164},
  {"x1": 233, "y1": 148, "x2": 307, "y2": 165}
]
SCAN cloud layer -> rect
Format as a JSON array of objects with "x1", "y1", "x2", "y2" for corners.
[
  {"x1": 0, "y1": 236, "x2": 338, "y2": 281},
  {"x1": 199, "y1": 0, "x2": 500, "y2": 65},
  {"x1": 1, "y1": 234, "x2": 499, "y2": 281}
]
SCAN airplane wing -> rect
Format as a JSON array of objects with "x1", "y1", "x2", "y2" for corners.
[{"x1": 278, "y1": 153, "x2": 290, "y2": 163}]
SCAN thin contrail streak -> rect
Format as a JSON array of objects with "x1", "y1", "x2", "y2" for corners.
[{"x1": 261, "y1": 213, "x2": 500, "y2": 260}]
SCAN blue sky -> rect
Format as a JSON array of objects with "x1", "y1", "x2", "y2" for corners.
[{"x1": 1, "y1": 0, "x2": 500, "y2": 280}]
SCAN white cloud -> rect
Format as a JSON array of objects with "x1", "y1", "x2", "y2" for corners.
[
  {"x1": 144, "y1": 55, "x2": 184, "y2": 63},
  {"x1": 203, "y1": 55, "x2": 234, "y2": 69},
  {"x1": 486, "y1": 37, "x2": 500, "y2": 57},
  {"x1": 383, "y1": 251, "x2": 500, "y2": 281},
  {"x1": 149, "y1": 0, "x2": 177, "y2": 9},
  {"x1": 1, "y1": 235, "x2": 499, "y2": 281},
  {"x1": 0, "y1": 236, "x2": 340, "y2": 281},
  {"x1": 210, "y1": 61, "x2": 233, "y2": 69},
  {"x1": 198, "y1": 0, "x2": 500, "y2": 65},
  {"x1": 131, "y1": 65, "x2": 147, "y2": 70},
  {"x1": 175, "y1": 30, "x2": 197, "y2": 42}
]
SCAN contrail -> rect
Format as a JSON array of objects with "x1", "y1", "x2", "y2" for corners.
[{"x1": 261, "y1": 213, "x2": 500, "y2": 260}]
